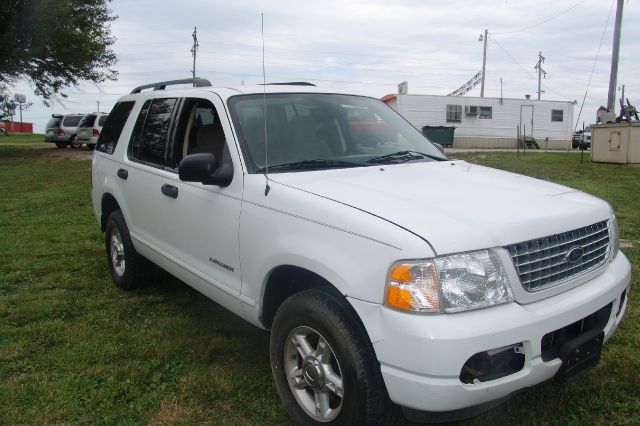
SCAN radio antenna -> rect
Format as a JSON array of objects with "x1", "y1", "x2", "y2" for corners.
[{"x1": 262, "y1": 13, "x2": 271, "y2": 196}]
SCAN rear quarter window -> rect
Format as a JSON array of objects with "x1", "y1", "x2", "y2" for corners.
[{"x1": 96, "y1": 101, "x2": 136, "y2": 155}]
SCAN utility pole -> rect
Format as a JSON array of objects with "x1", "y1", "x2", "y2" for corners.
[
  {"x1": 607, "y1": 0, "x2": 624, "y2": 111},
  {"x1": 97, "y1": 101, "x2": 100, "y2": 113},
  {"x1": 534, "y1": 51, "x2": 546, "y2": 100},
  {"x1": 191, "y1": 26, "x2": 199, "y2": 86},
  {"x1": 480, "y1": 29, "x2": 488, "y2": 97}
]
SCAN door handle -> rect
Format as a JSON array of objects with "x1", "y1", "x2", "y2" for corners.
[
  {"x1": 161, "y1": 184, "x2": 179, "y2": 199},
  {"x1": 117, "y1": 168, "x2": 128, "y2": 180}
]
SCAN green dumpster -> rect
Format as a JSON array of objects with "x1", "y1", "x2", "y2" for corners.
[{"x1": 422, "y1": 126, "x2": 456, "y2": 146}]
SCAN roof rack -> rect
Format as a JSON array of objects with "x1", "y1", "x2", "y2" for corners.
[
  {"x1": 261, "y1": 82, "x2": 316, "y2": 86},
  {"x1": 130, "y1": 78, "x2": 212, "y2": 94}
]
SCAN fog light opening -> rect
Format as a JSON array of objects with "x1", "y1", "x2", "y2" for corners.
[
  {"x1": 460, "y1": 343, "x2": 525, "y2": 384},
  {"x1": 616, "y1": 289, "x2": 627, "y2": 317}
]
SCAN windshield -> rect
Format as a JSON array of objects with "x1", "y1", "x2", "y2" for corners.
[{"x1": 228, "y1": 93, "x2": 446, "y2": 173}]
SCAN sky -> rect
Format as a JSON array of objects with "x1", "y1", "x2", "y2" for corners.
[{"x1": 9, "y1": 0, "x2": 640, "y2": 133}]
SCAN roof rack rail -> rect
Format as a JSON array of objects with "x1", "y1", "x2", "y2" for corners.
[
  {"x1": 261, "y1": 82, "x2": 316, "y2": 86},
  {"x1": 130, "y1": 78, "x2": 212, "y2": 94}
]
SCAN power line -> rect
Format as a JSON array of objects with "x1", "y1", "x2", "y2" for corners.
[
  {"x1": 490, "y1": 36, "x2": 572, "y2": 99},
  {"x1": 490, "y1": 36, "x2": 536, "y2": 79},
  {"x1": 492, "y1": 0, "x2": 587, "y2": 35}
]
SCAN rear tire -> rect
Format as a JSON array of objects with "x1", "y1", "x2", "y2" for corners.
[
  {"x1": 105, "y1": 210, "x2": 152, "y2": 290},
  {"x1": 270, "y1": 287, "x2": 396, "y2": 426},
  {"x1": 87, "y1": 144, "x2": 95, "y2": 151},
  {"x1": 55, "y1": 141, "x2": 67, "y2": 149}
]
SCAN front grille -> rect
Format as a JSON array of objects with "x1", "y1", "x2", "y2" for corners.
[{"x1": 505, "y1": 220, "x2": 610, "y2": 292}]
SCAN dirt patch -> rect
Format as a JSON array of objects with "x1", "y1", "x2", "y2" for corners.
[
  {"x1": 620, "y1": 239, "x2": 635, "y2": 249},
  {"x1": 1, "y1": 143, "x2": 94, "y2": 160},
  {"x1": 42, "y1": 145, "x2": 93, "y2": 160}
]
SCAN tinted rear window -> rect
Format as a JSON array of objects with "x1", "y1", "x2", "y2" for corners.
[
  {"x1": 98, "y1": 115, "x2": 108, "y2": 126},
  {"x1": 96, "y1": 101, "x2": 136, "y2": 155},
  {"x1": 129, "y1": 98, "x2": 178, "y2": 167},
  {"x1": 63, "y1": 115, "x2": 82, "y2": 127},
  {"x1": 46, "y1": 117, "x2": 61, "y2": 128},
  {"x1": 79, "y1": 114, "x2": 97, "y2": 127}
]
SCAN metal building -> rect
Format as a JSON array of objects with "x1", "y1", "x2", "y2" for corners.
[{"x1": 382, "y1": 93, "x2": 576, "y2": 149}]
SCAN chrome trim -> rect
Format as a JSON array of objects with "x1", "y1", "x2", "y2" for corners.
[{"x1": 505, "y1": 220, "x2": 610, "y2": 292}]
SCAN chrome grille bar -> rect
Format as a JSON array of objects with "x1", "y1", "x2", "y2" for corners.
[{"x1": 505, "y1": 220, "x2": 610, "y2": 291}]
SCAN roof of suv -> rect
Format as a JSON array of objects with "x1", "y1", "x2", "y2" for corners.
[{"x1": 120, "y1": 82, "x2": 362, "y2": 103}]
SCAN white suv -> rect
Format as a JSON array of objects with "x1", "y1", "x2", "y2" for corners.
[{"x1": 91, "y1": 78, "x2": 631, "y2": 424}]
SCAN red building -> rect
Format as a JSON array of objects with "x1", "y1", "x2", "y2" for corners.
[{"x1": 0, "y1": 121, "x2": 33, "y2": 133}]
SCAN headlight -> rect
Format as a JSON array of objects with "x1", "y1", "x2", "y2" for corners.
[
  {"x1": 609, "y1": 212, "x2": 619, "y2": 261},
  {"x1": 385, "y1": 249, "x2": 513, "y2": 314}
]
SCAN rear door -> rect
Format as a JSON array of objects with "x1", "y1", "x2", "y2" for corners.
[{"x1": 122, "y1": 94, "x2": 244, "y2": 314}]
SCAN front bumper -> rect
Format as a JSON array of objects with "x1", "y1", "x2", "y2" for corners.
[{"x1": 348, "y1": 252, "x2": 631, "y2": 413}]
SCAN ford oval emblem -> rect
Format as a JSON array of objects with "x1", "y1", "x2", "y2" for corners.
[{"x1": 566, "y1": 246, "x2": 584, "y2": 263}]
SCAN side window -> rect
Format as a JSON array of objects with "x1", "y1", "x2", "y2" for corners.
[
  {"x1": 96, "y1": 101, "x2": 135, "y2": 155},
  {"x1": 129, "y1": 98, "x2": 178, "y2": 167},
  {"x1": 446, "y1": 105, "x2": 462, "y2": 123},
  {"x1": 551, "y1": 109, "x2": 564, "y2": 122},
  {"x1": 479, "y1": 106, "x2": 492, "y2": 119},
  {"x1": 168, "y1": 98, "x2": 228, "y2": 169}
]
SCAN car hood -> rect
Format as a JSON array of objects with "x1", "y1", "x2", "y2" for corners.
[{"x1": 270, "y1": 160, "x2": 610, "y2": 255}]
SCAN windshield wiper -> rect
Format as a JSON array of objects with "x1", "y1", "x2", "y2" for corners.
[
  {"x1": 256, "y1": 159, "x2": 365, "y2": 173},
  {"x1": 366, "y1": 150, "x2": 446, "y2": 164}
]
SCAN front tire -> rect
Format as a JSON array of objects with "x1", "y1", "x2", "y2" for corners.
[
  {"x1": 105, "y1": 210, "x2": 152, "y2": 290},
  {"x1": 270, "y1": 287, "x2": 395, "y2": 426}
]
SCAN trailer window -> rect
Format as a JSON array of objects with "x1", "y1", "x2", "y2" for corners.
[
  {"x1": 446, "y1": 105, "x2": 462, "y2": 123},
  {"x1": 551, "y1": 109, "x2": 564, "y2": 122},
  {"x1": 479, "y1": 106, "x2": 492, "y2": 119}
]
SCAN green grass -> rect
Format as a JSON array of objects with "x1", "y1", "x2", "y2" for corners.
[
  {"x1": 0, "y1": 132, "x2": 46, "y2": 144},
  {"x1": 0, "y1": 147, "x2": 637, "y2": 425}
]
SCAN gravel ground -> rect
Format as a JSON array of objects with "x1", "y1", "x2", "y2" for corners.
[{"x1": 2, "y1": 142, "x2": 94, "y2": 160}]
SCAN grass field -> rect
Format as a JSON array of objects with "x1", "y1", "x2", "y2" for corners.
[
  {"x1": 0, "y1": 132, "x2": 45, "y2": 144},
  {"x1": 0, "y1": 144, "x2": 638, "y2": 425}
]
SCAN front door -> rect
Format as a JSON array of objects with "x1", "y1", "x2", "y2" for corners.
[{"x1": 520, "y1": 105, "x2": 534, "y2": 139}]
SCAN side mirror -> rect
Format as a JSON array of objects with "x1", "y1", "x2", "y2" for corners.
[
  {"x1": 433, "y1": 143, "x2": 445, "y2": 155},
  {"x1": 179, "y1": 153, "x2": 233, "y2": 187}
]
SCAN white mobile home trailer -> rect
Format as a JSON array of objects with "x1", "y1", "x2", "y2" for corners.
[{"x1": 382, "y1": 94, "x2": 575, "y2": 149}]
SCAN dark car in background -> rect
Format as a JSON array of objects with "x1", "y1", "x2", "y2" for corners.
[{"x1": 44, "y1": 113, "x2": 85, "y2": 148}]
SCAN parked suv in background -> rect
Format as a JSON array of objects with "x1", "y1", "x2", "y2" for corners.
[
  {"x1": 44, "y1": 113, "x2": 85, "y2": 148},
  {"x1": 580, "y1": 125, "x2": 593, "y2": 150},
  {"x1": 91, "y1": 78, "x2": 631, "y2": 425},
  {"x1": 77, "y1": 112, "x2": 109, "y2": 150}
]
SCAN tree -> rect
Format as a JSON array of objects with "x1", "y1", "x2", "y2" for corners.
[
  {"x1": 0, "y1": 90, "x2": 18, "y2": 121},
  {"x1": 0, "y1": 0, "x2": 118, "y2": 107}
]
